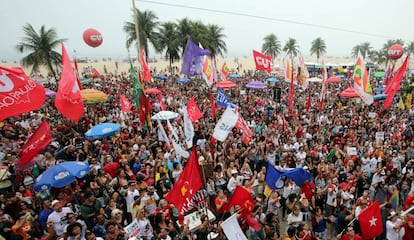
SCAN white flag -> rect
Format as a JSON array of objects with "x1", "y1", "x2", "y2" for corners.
[
  {"x1": 167, "y1": 119, "x2": 179, "y2": 142},
  {"x1": 213, "y1": 105, "x2": 239, "y2": 141},
  {"x1": 221, "y1": 214, "x2": 248, "y2": 240},
  {"x1": 171, "y1": 137, "x2": 189, "y2": 159},
  {"x1": 157, "y1": 119, "x2": 170, "y2": 146},
  {"x1": 181, "y1": 107, "x2": 194, "y2": 149}
]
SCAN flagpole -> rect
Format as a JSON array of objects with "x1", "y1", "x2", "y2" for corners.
[{"x1": 131, "y1": 0, "x2": 142, "y2": 70}]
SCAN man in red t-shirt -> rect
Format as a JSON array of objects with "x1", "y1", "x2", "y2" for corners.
[{"x1": 103, "y1": 155, "x2": 119, "y2": 178}]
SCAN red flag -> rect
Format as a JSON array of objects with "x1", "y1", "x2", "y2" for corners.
[
  {"x1": 140, "y1": 49, "x2": 151, "y2": 83},
  {"x1": 187, "y1": 96, "x2": 202, "y2": 122},
  {"x1": 226, "y1": 186, "x2": 261, "y2": 231},
  {"x1": 288, "y1": 69, "x2": 295, "y2": 114},
  {"x1": 0, "y1": 66, "x2": 46, "y2": 121},
  {"x1": 73, "y1": 58, "x2": 82, "y2": 90},
  {"x1": 165, "y1": 148, "x2": 203, "y2": 213},
  {"x1": 209, "y1": 89, "x2": 216, "y2": 118},
  {"x1": 357, "y1": 201, "x2": 383, "y2": 239},
  {"x1": 55, "y1": 43, "x2": 85, "y2": 122},
  {"x1": 382, "y1": 55, "x2": 409, "y2": 111},
  {"x1": 17, "y1": 120, "x2": 52, "y2": 165},
  {"x1": 235, "y1": 114, "x2": 253, "y2": 145},
  {"x1": 157, "y1": 94, "x2": 166, "y2": 111},
  {"x1": 120, "y1": 94, "x2": 131, "y2": 113},
  {"x1": 139, "y1": 93, "x2": 152, "y2": 126},
  {"x1": 91, "y1": 68, "x2": 100, "y2": 77},
  {"x1": 306, "y1": 91, "x2": 311, "y2": 113},
  {"x1": 253, "y1": 50, "x2": 272, "y2": 73}
]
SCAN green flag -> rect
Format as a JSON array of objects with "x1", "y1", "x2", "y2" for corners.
[{"x1": 131, "y1": 61, "x2": 143, "y2": 108}]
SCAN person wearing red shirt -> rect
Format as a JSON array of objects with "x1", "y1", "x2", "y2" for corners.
[
  {"x1": 340, "y1": 226, "x2": 362, "y2": 240},
  {"x1": 103, "y1": 155, "x2": 119, "y2": 178}
]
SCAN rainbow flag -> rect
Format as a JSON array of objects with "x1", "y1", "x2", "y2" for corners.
[
  {"x1": 202, "y1": 56, "x2": 214, "y2": 86},
  {"x1": 353, "y1": 52, "x2": 373, "y2": 105},
  {"x1": 221, "y1": 62, "x2": 229, "y2": 80},
  {"x1": 389, "y1": 189, "x2": 399, "y2": 210}
]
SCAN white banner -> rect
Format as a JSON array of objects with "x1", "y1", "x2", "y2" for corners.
[
  {"x1": 182, "y1": 107, "x2": 194, "y2": 149},
  {"x1": 172, "y1": 137, "x2": 189, "y2": 159},
  {"x1": 157, "y1": 119, "x2": 170, "y2": 146},
  {"x1": 124, "y1": 220, "x2": 141, "y2": 238},
  {"x1": 213, "y1": 106, "x2": 239, "y2": 141},
  {"x1": 221, "y1": 214, "x2": 248, "y2": 240}
]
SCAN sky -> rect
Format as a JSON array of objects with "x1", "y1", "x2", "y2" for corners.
[{"x1": 1, "y1": 0, "x2": 413, "y2": 61}]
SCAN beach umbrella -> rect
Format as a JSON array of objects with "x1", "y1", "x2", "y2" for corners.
[
  {"x1": 155, "y1": 75, "x2": 168, "y2": 81},
  {"x1": 178, "y1": 77, "x2": 191, "y2": 83},
  {"x1": 80, "y1": 89, "x2": 108, "y2": 103},
  {"x1": 215, "y1": 80, "x2": 237, "y2": 89},
  {"x1": 266, "y1": 77, "x2": 279, "y2": 83},
  {"x1": 44, "y1": 88, "x2": 56, "y2": 96},
  {"x1": 374, "y1": 94, "x2": 388, "y2": 101},
  {"x1": 374, "y1": 72, "x2": 386, "y2": 78},
  {"x1": 85, "y1": 123, "x2": 121, "y2": 140},
  {"x1": 151, "y1": 111, "x2": 180, "y2": 120},
  {"x1": 327, "y1": 76, "x2": 342, "y2": 83},
  {"x1": 246, "y1": 81, "x2": 267, "y2": 89},
  {"x1": 80, "y1": 78, "x2": 91, "y2": 85},
  {"x1": 308, "y1": 77, "x2": 322, "y2": 83},
  {"x1": 336, "y1": 74, "x2": 345, "y2": 79},
  {"x1": 339, "y1": 87, "x2": 360, "y2": 98},
  {"x1": 374, "y1": 87, "x2": 385, "y2": 93},
  {"x1": 229, "y1": 73, "x2": 239, "y2": 79},
  {"x1": 34, "y1": 161, "x2": 90, "y2": 191},
  {"x1": 145, "y1": 88, "x2": 162, "y2": 95}
]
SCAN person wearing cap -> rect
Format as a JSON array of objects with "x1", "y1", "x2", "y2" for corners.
[
  {"x1": 125, "y1": 180, "x2": 139, "y2": 222},
  {"x1": 226, "y1": 169, "x2": 242, "y2": 194},
  {"x1": 386, "y1": 211, "x2": 405, "y2": 240},
  {"x1": 47, "y1": 200, "x2": 74, "y2": 238},
  {"x1": 140, "y1": 186, "x2": 160, "y2": 221}
]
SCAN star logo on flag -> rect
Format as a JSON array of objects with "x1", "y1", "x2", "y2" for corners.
[{"x1": 369, "y1": 216, "x2": 377, "y2": 227}]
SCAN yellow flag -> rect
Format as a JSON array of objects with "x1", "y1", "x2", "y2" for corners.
[
  {"x1": 398, "y1": 97, "x2": 405, "y2": 110},
  {"x1": 406, "y1": 93, "x2": 412, "y2": 109}
]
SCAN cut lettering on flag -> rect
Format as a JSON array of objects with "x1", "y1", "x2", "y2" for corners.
[
  {"x1": 253, "y1": 50, "x2": 272, "y2": 73},
  {"x1": 0, "y1": 66, "x2": 46, "y2": 121},
  {"x1": 382, "y1": 55, "x2": 409, "y2": 111},
  {"x1": 186, "y1": 96, "x2": 202, "y2": 122},
  {"x1": 17, "y1": 120, "x2": 52, "y2": 165},
  {"x1": 181, "y1": 38, "x2": 212, "y2": 76},
  {"x1": 213, "y1": 105, "x2": 239, "y2": 142},
  {"x1": 216, "y1": 87, "x2": 234, "y2": 108},
  {"x1": 353, "y1": 52, "x2": 373, "y2": 105},
  {"x1": 357, "y1": 200, "x2": 383, "y2": 239},
  {"x1": 165, "y1": 148, "x2": 203, "y2": 214},
  {"x1": 221, "y1": 214, "x2": 248, "y2": 240},
  {"x1": 120, "y1": 94, "x2": 131, "y2": 113},
  {"x1": 55, "y1": 43, "x2": 85, "y2": 123}
]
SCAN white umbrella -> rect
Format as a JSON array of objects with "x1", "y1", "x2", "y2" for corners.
[
  {"x1": 308, "y1": 77, "x2": 322, "y2": 83},
  {"x1": 151, "y1": 111, "x2": 180, "y2": 120}
]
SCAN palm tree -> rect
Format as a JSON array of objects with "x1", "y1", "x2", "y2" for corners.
[
  {"x1": 156, "y1": 22, "x2": 181, "y2": 71},
  {"x1": 124, "y1": 9, "x2": 159, "y2": 60},
  {"x1": 351, "y1": 44, "x2": 362, "y2": 58},
  {"x1": 283, "y1": 38, "x2": 299, "y2": 58},
  {"x1": 204, "y1": 24, "x2": 227, "y2": 59},
  {"x1": 176, "y1": 18, "x2": 194, "y2": 54},
  {"x1": 360, "y1": 42, "x2": 372, "y2": 59},
  {"x1": 15, "y1": 23, "x2": 65, "y2": 78},
  {"x1": 310, "y1": 37, "x2": 326, "y2": 62},
  {"x1": 262, "y1": 34, "x2": 281, "y2": 63},
  {"x1": 370, "y1": 50, "x2": 388, "y2": 65},
  {"x1": 405, "y1": 41, "x2": 414, "y2": 58}
]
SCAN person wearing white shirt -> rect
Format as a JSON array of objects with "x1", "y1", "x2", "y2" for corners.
[
  {"x1": 386, "y1": 211, "x2": 405, "y2": 240},
  {"x1": 125, "y1": 181, "x2": 140, "y2": 222},
  {"x1": 227, "y1": 169, "x2": 243, "y2": 193},
  {"x1": 47, "y1": 200, "x2": 74, "y2": 238}
]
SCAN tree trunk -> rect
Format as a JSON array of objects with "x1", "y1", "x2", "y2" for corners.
[{"x1": 46, "y1": 59, "x2": 58, "y2": 80}]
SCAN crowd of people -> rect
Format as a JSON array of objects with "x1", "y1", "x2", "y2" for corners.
[{"x1": 0, "y1": 64, "x2": 414, "y2": 240}]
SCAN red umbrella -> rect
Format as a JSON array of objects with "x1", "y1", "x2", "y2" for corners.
[
  {"x1": 215, "y1": 80, "x2": 237, "y2": 89},
  {"x1": 327, "y1": 76, "x2": 342, "y2": 83},
  {"x1": 340, "y1": 87, "x2": 360, "y2": 98},
  {"x1": 145, "y1": 88, "x2": 162, "y2": 94}
]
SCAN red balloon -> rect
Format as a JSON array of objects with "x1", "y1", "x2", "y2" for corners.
[
  {"x1": 83, "y1": 28, "x2": 103, "y2": 48},
  {"x1": 388, "y1": 44, "x2": 404, "y2": 60}
]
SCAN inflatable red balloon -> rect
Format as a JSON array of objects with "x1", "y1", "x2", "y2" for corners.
[
  {"x1": 83, "y1": 28, "x2": 103, "y2": 48},
  {"x1": 388, "y1": 44, "x2": 404, "y2": 60}
]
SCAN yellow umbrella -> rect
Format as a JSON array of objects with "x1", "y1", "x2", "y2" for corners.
[{"x1": 80, "y1": 89, "x2": 108, "y2": 104}]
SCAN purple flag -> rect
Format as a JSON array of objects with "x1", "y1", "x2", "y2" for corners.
[{"x1": 181, "y1": 38, "x2": 211, "y2": 75}]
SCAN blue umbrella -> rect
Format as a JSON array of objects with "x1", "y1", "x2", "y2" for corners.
[
  {"x1": 34, "y1": 161, "x2": 90, "y2": 191},
  {"x1": 85, "y1": 123, "x2": 121, "y2": 140},
  {"x1": 374, "y1": 87, "x2": 385, "y2": 93},
  {"x1": 229, "y1": 73, "x2": 239, "y2": 79},
  {"x1": 266, "y1": 77, "x2": 279, "y2": 83},
  {"x1": 178, "y1": 77, "x2": 191, "y2": 83},
  {"x1": 336, "y1": 74, "x2": 345, "y2": 79},
  {"x1": 374, "y1": 93, "x2": 387, "y2": 101},
  {"x1": 155, "y1": 75, "x2": 168, "y2": 81}
]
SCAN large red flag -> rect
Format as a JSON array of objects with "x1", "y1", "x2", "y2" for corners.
[
  {"x1": 0, "y1": 66, "x2": 45, "y2": 121},
  {"x1": 140, "y1": 49, "x2": 151, "y2": 83},
  {"x1": 187, "y1": 96, "x2": 202, "y2": 122},
  {"x1": 226, "y1": 186, "x2": 261, "y2": 231},
  {"x1": 120, "y1": 94, "x2": 131, "y2": 113},
  {"x1": 253, "y1": 50, "x2": 272, "y2": 73},
  {"x1": 235, "y1": 114, "x2": 253, "y2": 145},
  {"x1": 357, "y1": 200, "x2": 383, "y2": 239},
  {"x1": 209, "y1": 89, "x2": 216, "y2": 118},
  {"x1": 55, "y1": 43, "x2": 85, "y2": 122},
  {"x1": 165, "y1": 148, "x2": 203, "y2": 213},
  {"x1": 382, "y1": 55, "x2": 409, "y2": 111},
  {"x1": 17, "y1": 120, "x2": 52, "y2": 165}
]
